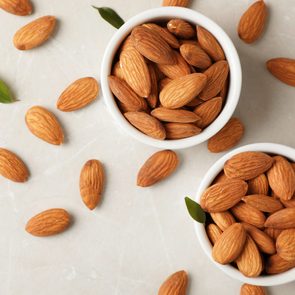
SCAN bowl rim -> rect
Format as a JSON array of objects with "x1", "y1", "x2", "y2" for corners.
[
  {"x1": 194, "y1": 142, "x2": 295, "y2": 286},
  {"x1": 101, "y1": 7, "x2": 242, "y2": 150}
]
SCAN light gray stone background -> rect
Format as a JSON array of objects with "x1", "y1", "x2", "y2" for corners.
[{"x1": 0, "y1": 0, "x2": 294, "y2": 294}]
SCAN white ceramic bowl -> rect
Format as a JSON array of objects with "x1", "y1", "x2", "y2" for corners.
[
  {"x1": 195, "y1": 143, "x2": 295, "y2": 286},
  {"x1": 101, "y1": 7, "x2": 242, "y2": 149}
]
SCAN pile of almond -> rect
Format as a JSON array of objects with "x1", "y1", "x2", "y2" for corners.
[
  {"x1": 201, "y1": 151, "x2": 295, "y2": 277},
  {"x1": 108, "y1": 19, "x2": 229, "y2": 140}
]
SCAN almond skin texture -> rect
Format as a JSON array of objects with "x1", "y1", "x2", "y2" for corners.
[
  {"x1": 266, "y1": 254, "x2": 295, "y2": 274},
  {"x1": 120, "y1": 45, "x2": 151, "y2": 97},
  {"x1": 25, "y1": 106, "x2": 64, "y2": 145},
  {"x1": 238, "y1": 0, "x2": 267, "y2": 44},
  {"x1": 158, "y1": 270, "x2": 188, "y2": 295},
  {"x1": 199, "y1": 61, "x2": 229, "y2": 101},
  {"x1": 80, "y1": 160, "x2": 105, "y2": 210},
  {"x1": 208, "y1": 118, "x2": 245, "y2": 153},
  {"x1": 236, "y1": 235, "x2": 263, "y2": 277},
  {"x1": 131, "y1": 26, "x2": 176, "y2": 65},
  {"x1": 201, "y1": 179, "x2": 248, "y2": 213},
  {"x1": 112, "y1": 62, "x2": 125, "y2": 80},
  {"x1": 151, "y1": 107, "x2": 200, "y2": 123},
  {"x1": 276, "y1": 229, "x2": 295, "y2": 262},
  {"x1": 206, "y1": 223, "x2": 222, "y2": 245},
  {"x1": 242, "y1": 194, "x2": 283, "y2": 213},
  {"x1": 165, "y1": 123, "x2": 201, "y2": 139},
  {"x1": 243, "y1": 222, "x2": 276, "y2": 255},
  {"x1": 57, "y1": 77, "x2": 99, "y2": 112},
  {"x1": 212, "y1": 223, "x2": 247, "y2": 264},
  {"x1": 240, "y1": 284, "x2": 266, "y2": 295},
  {"x1": 125, "y1": 112, "x2": 166, "y2": 140},
  {"x1": 137, "y1": 150, "x2": 178, "y2": 187},
  {"x1": 108, "y1": 76, "x2": 147, "y2": 112},
  {"x1": 167, "y1": 19, "x2": 195, "y2": 39},
  {"x1": 157, "y1": 51, "x2": 191, "y2": 79},
  {"x1": 0, "y1": 0, "x2": 32, "y2": 15},
  {"x1": 231, "y1": 202, "x2": 266, "y2": 228},
  {"x1": 159, "y1": 77, "x2": 172, "y2": 92},
  {"x1": 211, "y1": 211, "x2": 235, "y2": 231},
  {"x1": 267, "y1": 156, "x2": 295, "y2": 201},
  {"x1": 0, "y1": 148, "x2": 29, "y2": 182},
  {"x1": 281, "y1": 198, "x2": 295, "y2": 208},
  {"x1": 25, "y1": 208, "x2": 71, "y2": 237},
  {"x1": 264, "y1": 228, "x2": 283, "y2": 240},
  {"x1": 266, "y1": 58, "x2": 295, "y2": 86},
  {"x1": 147, "y1": 63, "x2": 158, "y2": 108},
  {"x1": 143, "y1": 23, "x2": 180, "y2": 49},
  {"x1": 162, "y1": 0, "x2": 190, "y2": 7},
  {"x1": 193, "y1": 97, "x2": 222, "y2": 128},
  {"x1": 180, "y1": 43, "x2": 212, "y2": 69},
  {"x1": 160, "y1": 73, "x2": 207, "y2": 109},
  {"x1": 197, "y1": 26, "x2": 225, "y2": 61},
  {"x1": 248, "y1": 174, "x2": 269, "y2": 195},
  {"x1": 13, "y1": 16, "x2": 56, "y2": 50},
  {"x1": 224, "y1": 151, "x2": 274, "y2": 181},
  {"x1": 264, "y1": 208, "x2": 295, "y2": 229}
]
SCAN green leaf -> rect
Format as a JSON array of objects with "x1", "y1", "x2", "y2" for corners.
[
  {"x1": 0, "y1": 80, "x2": 14, "y2": 104},
  {"x1": 185, "y1": 196, "x2": 206, "y2": 224},
  {"x1": 92, "y1": 6, "x2": 124, "y2": 29}
]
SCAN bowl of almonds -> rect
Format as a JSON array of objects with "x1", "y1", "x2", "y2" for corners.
[
  {"x1": 194, "y1": 143, "x2": 295, "y2": 286},
  {"x1": 101, "y1": 7, "x2": 241, "y2": 149}
]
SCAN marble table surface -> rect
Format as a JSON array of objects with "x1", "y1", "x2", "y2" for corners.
[{"x1": 0, "y1": 0, "x2": 294, "y2": 294}]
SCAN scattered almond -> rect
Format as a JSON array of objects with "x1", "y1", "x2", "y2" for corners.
[
  {"x1": 158, "y1": 270, "x2": 188, "y2": 295},
  {"x1": 240, "y1": 284, "x2": 267, "y2": 295},
  {"x1": 162, "y1": 0, "x2": 190, "y2": 7},
  {"x1": 0, "y1": 0, "x2": 32, "y2": 15}
]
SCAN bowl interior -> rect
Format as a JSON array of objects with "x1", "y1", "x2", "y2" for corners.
[
  {"x1": 195, "y1": 143, "x2": 295, "y2": 286},
  {"x1": 101, "y1": 7, "x2": 242, "y2": 149}
]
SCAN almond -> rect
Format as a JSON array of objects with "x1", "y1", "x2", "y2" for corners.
[
  {"x1": 165, "y1": 122, "x2": 201, "y2": 139},
  {"x1": 0, "y1": 0, "x2": 32, "y2": 15},
  {"x1": 13, "y1": 16, "x2": 56, "y2": 50},
  {"x1": 266, "y1": 58, "x2": 295, "y2": 87},
  {"x1": 248, "y1": 173, "x2": 269, "y2": 195},
  {"x1": 193, "y1": 97, "x2": 222, "y2": 128},
  {"x1": 236, "y1": 235, "x2": 263, "y2": 277},
  {"x1": 146, "y1": 63, "x2": 159, "y2": 108},
  {"x1": 199, "y1": 61, "x2": 229, "y2": 101},
  {"x1": 240, "y1": 284, "x2": 266, "y2": 295},
  {"x1": 180, "y1": 43, "x2": 212, "y2": 69},
  {"x1": 281, "y1": 198, "x2": 295, "y2": 208},
  {"x1": 108, "y1": 75, "x2": 148, "y2": 112},
  {"x1": 243, "y1": 222, "x2": 276, "y2": 255},
  {"x1": 266, "y1": 254, "x2": 295, "y2": 274},
  {"x1": 160, "y1": 73, "x2": 207, "y2": 109},
  {"x1": 211, "y1": 211, "x2": 235, "y2": 231},
  {"x1": 231, "y1": 202, "x2": 266, "y2": 228},
  {"x1": 25, "y1": 208, "x2": 71, "y2": 237},
  {"x1": 224, "y1": 151, "x2": 274, "y2": 180},
  {"x1": 197, "y1": 26, "x2": 225, "y2": 61},
  {"x1": 212, "y1": 223, "x2": 246, "y2": 264},
  {"x1": 162, "y1": 0, "x2": 190, "y2": 7},
  {"x1": 267, "y1": 156, "x2": 295, "y2": 201},
  {"x1": 238, "y1": 0, "x2": 267, "y2": 44},
  {"x1": 157, "y1": 51, "x2": 191, "y2": 79},
  {"x1": 158, "y1": 270, "x2": 188, "y2": 295},
  {"x1": 264, "y1": 228, "x2": 283, "y2": 241},
  {"x1": 186, "y1": 97, "x2": 203, "y2": 107},
  {"x1": 276, "y1": 229, "x2": 295, "y2": 262},
  {"x1": 200, "y1": 179, "x2": 248, "y2": 213},
  {"x1": 143, "y1": 23, "x2": 180, "y2": 48},
  {"x1": 151, "y1": 107, "x2": 200, "y2": 123},
  {"x1": 112, "y1": 62, "x2": 125, "y2": 80},
  {"x1": 242, "y1": 194, "x2": 283, "y2": 213},
  {"x1": 120, "y1": 45, "x2": 151, "y2": 97},
  {"x1": 207, "y1": 117, "x2": 244, "y2": 153},
  {"x1": 206, "y1": 223, "x2": 222, "y2": 245},
  {"x1": 25, "y1": 106, "x2": 64, "y2": 145},
  {"x1": 80, "y1": 160, "x2": 105, "y2": 210},
  {"x1": 219, "y1": 77, "x2": 229, "y2": 103},
  {"x1": 167, "y1": 19, "x2": 195, "y2": 39},
  {"x1": 264, "y1": 208, "x2": 295, "y2": 229},
  {"x1": 137, "y1": 150, "x2": 178, "y2": 187},
  {"x1": 159, "y1": 77, "x2": 172, "y2": 92},
  {"x1": 212, "y1": 171, "x2": 229, "y2": 185},
  {"x1": 57, "y1": 77, "x2": 99, "y2": 112},
  {"x1": 0, "y1": 148, "x2": 29, "y2": 182},
  {"x1": 131, "y1": 26, "x2": 176, "y2": 65},
  {"x1": 125, "y1": 112, "x2": 166, "y2": 140}
]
